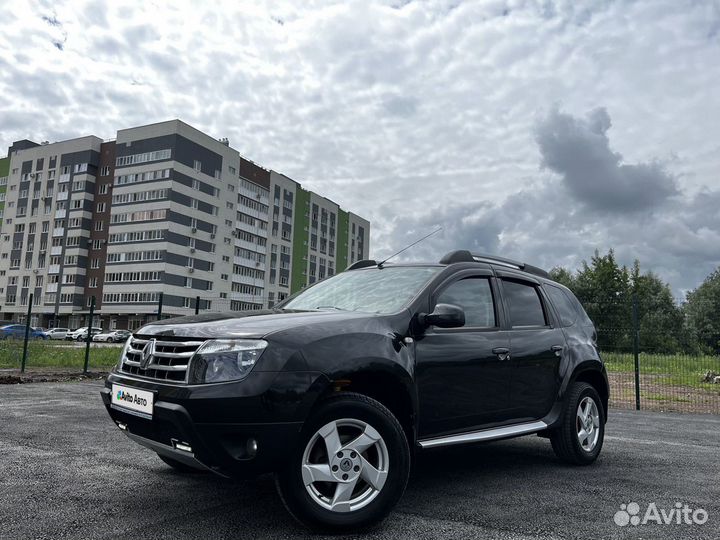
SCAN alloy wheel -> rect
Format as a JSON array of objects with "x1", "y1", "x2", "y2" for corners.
[
  {"x1": 576, "y1": 396, "x2": 600, "y2": 452},
  {"x1": 301, "y1": 418, "x2": 389, "y2": 513}
]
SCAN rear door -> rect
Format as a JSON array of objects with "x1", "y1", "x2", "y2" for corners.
[{"x1": 498, "y1": 274, "x2": 566, "y2": 420}]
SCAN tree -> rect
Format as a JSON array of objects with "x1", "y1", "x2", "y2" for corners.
[
  {"x1": 572, "y1": 250, "x2": 632, "y2": 350},
  {"x1": 631, "y1": 263, "x2": 684, "y2": 353},
  {"x1": 549, "y1": 251, "x2": 684, "y2": 353},
  {"x1": 548, "y1": 267, "x2": 575, "y2": 290},
  {"x1": 684, "y1": 268, "x2": 720, "y2": 354}
]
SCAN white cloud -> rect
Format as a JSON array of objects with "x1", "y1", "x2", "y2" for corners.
[{"x1": 0, "y1": 0, "x2": 718, "y2": 294}]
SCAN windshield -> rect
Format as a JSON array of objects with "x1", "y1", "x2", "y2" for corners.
[{"x1": 283, "y1": 266, "x2": 441, "y2": 314}]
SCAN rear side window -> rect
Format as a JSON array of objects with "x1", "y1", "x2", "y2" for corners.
[
  {"x1": 436, "y1": 278, "x2": 496, "y2": 328},
  {"x1": 545, "y1": 285, "x2": 577, "y2": 327},
  {"x1": 502, "y1": 280, "x2": 547, "y2": 327}
]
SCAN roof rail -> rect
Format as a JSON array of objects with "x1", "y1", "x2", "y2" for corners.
[
  {"x1": 346, "y1": 259, "x2": 378, "y2": 271},
  {"x1": 438, "y1": 250, "x2": 549, "y2": 279}
]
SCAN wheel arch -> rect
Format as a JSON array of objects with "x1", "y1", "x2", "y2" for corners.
[
  {"x1": 569, "y1": 364, "x2": 609, "y2": 421},
  {"x1": 312, "y1": 367, "x2": 417, "y2": 447}
]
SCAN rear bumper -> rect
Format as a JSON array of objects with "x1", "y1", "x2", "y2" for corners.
[{"x1": 101, "y1": 369, "x2": 329, "y2": 478}]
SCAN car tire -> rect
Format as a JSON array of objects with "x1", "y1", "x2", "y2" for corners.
[
  {"x1": 550, "y1": 382, "x2": 605, "y2": 465},
  {"x1": 275, "y1": 392, "x2": 410, "y2": 532},
  {"x1": 156, "y1": 453, "x2": 207, "y2": 474}
]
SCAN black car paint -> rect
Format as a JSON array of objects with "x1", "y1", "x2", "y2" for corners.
[{"x1": 102, "y1": 261, "x2": 607, "y2": 478}]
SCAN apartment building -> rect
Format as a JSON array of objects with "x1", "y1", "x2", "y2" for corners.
[
  {"x1": 0, "y1": 120, "x2": 370, "y2": 328},
  {"x1": 0, "y1": 155, "x2": 9, "y2": 223}
]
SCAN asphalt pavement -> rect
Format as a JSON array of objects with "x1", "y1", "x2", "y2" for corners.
[{"x1": 1, "y1": 381, "x2": 718, "y2": 539}]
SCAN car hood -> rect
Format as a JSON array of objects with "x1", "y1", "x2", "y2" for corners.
[{"x1": 135, "y1": 309, "x2": 378, "y2": 339}]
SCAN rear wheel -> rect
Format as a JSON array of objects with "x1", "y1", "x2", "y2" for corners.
[
  {"x1": 276, "y1": 392, "x2": 410, "y2": 532},
  {"x1": 550, "y1": 382, "x2": 605, "y2": 465},
  {"x1": 156, "y1": 453, "x2": 207, "y2": 474}
]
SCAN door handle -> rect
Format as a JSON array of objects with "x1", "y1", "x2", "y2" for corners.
[
  {"x1": 492, "y1": 347, "x2": 510, "y2": 361},
  {"x1": 551, "y1": 345, "x2": 564, "y2": 356}
]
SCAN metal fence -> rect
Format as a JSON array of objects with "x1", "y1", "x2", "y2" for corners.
[
  {"x1": 1, "y1": 293, "x2": 718, "y2": 415},
  {"x1": 601, "y1": 336, "x2": 720, "y2": 415}
]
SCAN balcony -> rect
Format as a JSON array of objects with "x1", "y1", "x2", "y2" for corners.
[
  {"x1": 52, "y1": 228, "x2": 65, "y2": 237},
  {"x1": 55, "y1": 209, "x2": 66, "y2": 219},
  {"x1": 57, "y1": 191, "x2": 68, "y2": 201},
  {"x1": 234, "y1": 256, "x2": 266, "y2": 272},
  {"x1": 59, "y1": 173, "x2": 70, "y2": 183},
  {"x1": 230, "y1": 292, "x2": 264, "y2": 302},
  {"x1": 231, "y1": 274, "x2": 264, "y2": 288},
  {"x1": 235, "y1": 220, "x2": 262, "y2": 236},
  {"x1": 235, "y1": 238, "x2": 266, "y2": 254},
  {"x1": 48, "y1": 264, "x2": 60, "y2": 274},
  {"x1": 50, "y1": 246, "x2": 63, "y2": 256},
  {"x1": 46, "y1": 283, "x2": 58, "y2": 293}
]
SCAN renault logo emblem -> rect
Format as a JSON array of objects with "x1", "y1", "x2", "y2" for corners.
[{"x1": 140, "y1": 339, "x2": 156, "y2": 369}]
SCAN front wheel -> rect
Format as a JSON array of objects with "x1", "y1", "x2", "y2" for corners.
[
  {"x1": 550, "y1": 382, "x2": 605, "y2": 465},
  {"x1": 276, "y1": 392, "x2": 410, "y2": 532}
]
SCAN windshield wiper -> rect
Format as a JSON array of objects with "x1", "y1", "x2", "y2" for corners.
[{"x1": 315, "y1": 306, "x2": 346, "y2": 311}]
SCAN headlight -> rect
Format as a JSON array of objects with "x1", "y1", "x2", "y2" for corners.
[
  {"x1": 188, "y1": 339, "x2": 268, "y2": 384},
  {"x1": 116, "y1": 337, "x2": 132, "y2": 372}
]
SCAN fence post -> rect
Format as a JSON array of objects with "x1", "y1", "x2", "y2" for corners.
[
  {"x1": 195, "y1": 296, "x2": 200, "y2": 315},
  {"x1": 83, "y1": 296, "x2": 95, "y2": 374},
  {"x1": 157, "y1": 292, "x2": 164, "y2": 320},
  {"x1": 632, "y1": 294, "x2": 640, "y2": 411},
  {"x1": 20, "y1": 293, "x2": 34, "y2": 373}
]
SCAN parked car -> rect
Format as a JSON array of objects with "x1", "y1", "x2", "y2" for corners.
[
  {"x1": 44, "y1": 328, "x2": 70, "y2": 340},
  {"x1": 0, "y1": 324, "x2": 48, "y2": 340},
  {"x1": 66, "y1": 327, "x2": 103, "y2": 341},
  {"x1": 93, "y1": 330, "x2": 132, "y2": 343},
  {"x1": 74, "y1": 328, "x2": 104, "y2": 341},
  {"x1": 65, "y1": 326, "x2": 102, "y2": 341},
  {"x1": 101, "y1": 250, "x2": 608, "y2": 532}
]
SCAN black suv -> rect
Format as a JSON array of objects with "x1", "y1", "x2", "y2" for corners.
[{"x1": 101, "y1": 250, "x2": 608, "y2": 531}]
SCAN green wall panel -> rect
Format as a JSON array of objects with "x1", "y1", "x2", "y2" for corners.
[{"x1": 291, "y1": 186, "x2": 311, "y2": 293}]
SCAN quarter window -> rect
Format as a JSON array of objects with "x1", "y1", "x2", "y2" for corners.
[
  {"x1": 436, "y1": 278, "x2": 495, "y2": 328},
  {"x1": 545, "y1": 285, "x2": 577, "y2": 327},
  {"x1": 502, "y1": 280, "x2": 547, "y2": 327}
]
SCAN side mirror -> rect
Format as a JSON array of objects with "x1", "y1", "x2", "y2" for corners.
[{"x1": 418, "y1": 303, "x2": 466, "y2": 329}]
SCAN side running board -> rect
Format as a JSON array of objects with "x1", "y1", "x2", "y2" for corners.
[{"x1": 417, "y1": 420, "x2": 548, "y2": 449}]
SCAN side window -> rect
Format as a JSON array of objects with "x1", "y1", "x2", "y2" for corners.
[
  {"x1": 545, "y1": 285, "x2": 577, "y2": 327},
  {"x1": 502, "y1": 280, "x2": 547, "y2": 327},
  {"x1": 436, "y1": 278, "x2": 495, "y2": 328}
]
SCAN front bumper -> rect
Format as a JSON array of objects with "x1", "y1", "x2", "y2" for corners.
[{"x1": 101, "y1": 369, "x2": 329, "y2": 478}]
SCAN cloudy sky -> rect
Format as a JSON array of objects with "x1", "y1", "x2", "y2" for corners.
[{"x1": 1, "y1": 0, "x2": 719, "y2": 296}]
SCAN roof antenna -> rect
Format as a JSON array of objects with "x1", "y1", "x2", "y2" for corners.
[{"x1": 377, "y1": 227, "x2": 443, "y2": 268}]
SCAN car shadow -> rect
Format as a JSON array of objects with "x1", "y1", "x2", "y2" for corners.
[{"x1": 131, "y1": 435, "x2": 572, "y2": 538}]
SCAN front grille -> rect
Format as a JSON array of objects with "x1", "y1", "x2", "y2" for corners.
[{"x1": 120, "y1": 336, "x2": 205, "y2": 382}]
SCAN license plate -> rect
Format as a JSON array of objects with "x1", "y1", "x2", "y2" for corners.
[{"x1": 111, "y1": 384, "x2": 154, "y2": 419}]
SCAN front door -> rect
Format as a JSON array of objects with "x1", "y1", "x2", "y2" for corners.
[{"x1": 415, "y1": 273, "x2": 513, "y2": 438}]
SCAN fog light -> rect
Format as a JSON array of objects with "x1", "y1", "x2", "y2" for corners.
[
  {"x1": 172, "y1": 439, "x2": 193, "y2": 453},
  {"x1": 246, "y1": 438, "x2": 258, "y2": 458}
]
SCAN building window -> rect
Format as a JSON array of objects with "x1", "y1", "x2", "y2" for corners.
[
  {"x1": 96, "y1": 203, "x2": 105, "y2": 212},
  {"x1": 116, "y1": 149, "x2": 171, "y2": 167},
  {"x1": 194, "y1": 160, "x2": 201, "y2": 171}
]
